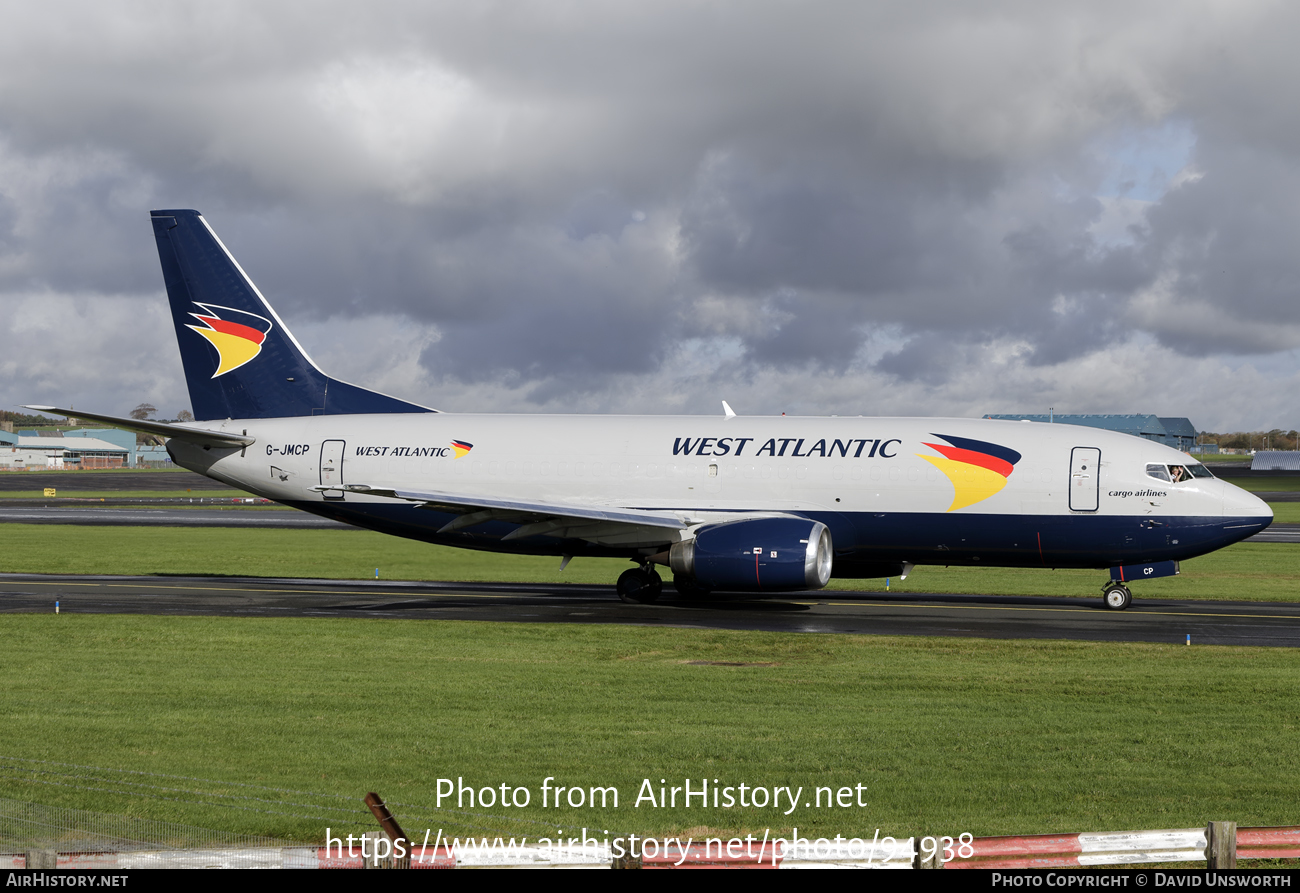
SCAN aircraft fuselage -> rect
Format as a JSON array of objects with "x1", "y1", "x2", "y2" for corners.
[{"x1": 168, "y1": 413, "x2": 1271, "y2": 572}]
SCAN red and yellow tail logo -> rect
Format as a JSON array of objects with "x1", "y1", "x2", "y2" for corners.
[
  {"x1": 186, "y1": 303, "x2": 273, "y2": 378},
  {"x1": 451, "y1": 440, "x2": 473, "y2": 459},
  {"x1": 919, "y1": 434, "x2": 1022, "y2": 512}
]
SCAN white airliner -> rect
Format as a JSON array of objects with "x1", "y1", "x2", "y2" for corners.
[{"x1": 28, "y1": 210, "x2": 1273, "y2": 610}]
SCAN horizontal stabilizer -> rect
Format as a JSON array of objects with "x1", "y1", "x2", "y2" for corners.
[{"x1": 22, "y1": 405, "x2": 254, "y2": 450}]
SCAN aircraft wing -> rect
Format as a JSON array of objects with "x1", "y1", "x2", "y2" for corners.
[
  {"x1": 315, "y1": 484, "x2": 690, "y2": 545},
  {"x1": 22, "y1": 405, "x2": 255, "y2": 449}
]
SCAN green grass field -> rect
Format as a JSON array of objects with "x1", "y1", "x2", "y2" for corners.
[
  {"x1": 2, "y1": 519, "x2": 1297, "y2": 850},
  {"x1": 1, "y1": 615, "x2": 1297, "y2": 843},
  {"x1": 1229, "y1": 477, "x2": 1300, "y2": 493},
  {"x1": 1, "y1": 523, "x2": 1296, "y2": 600},
  {"x1": 1269, "y1": 502, "x2": 1300, "y2": 523}
]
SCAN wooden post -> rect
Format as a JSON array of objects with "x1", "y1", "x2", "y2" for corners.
[
  {"x1": 914, "y1": 835, "x2": 943, "y2": 869},
  {"x1": 25, "y1": 849, "x2": 57, "y2": 869},
  {"x1": 1206, "y1": 821, "x2": 1237, "y2": 870},
  {"x1": 363, "y1": 792, "x2": 411, "y2": 869},
  {"x1": 611, "y1": 839, "x2": 642, "y2": 869},
  {"x1": 360, "y1": 832, "x2": 378, "y2": 869}
]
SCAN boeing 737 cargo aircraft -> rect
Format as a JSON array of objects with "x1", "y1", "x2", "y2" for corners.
[{"x1": 28, "y1": 210, "x2": 1273, "y2": 610}]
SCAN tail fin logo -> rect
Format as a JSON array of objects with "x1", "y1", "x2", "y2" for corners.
[
  {"x1": 186, "y1": 303, "x2": 273, "y2": 378},
  {"x1": 451, "y1": 440, "x2": 474, "y2": 459},
  {"x1": 919, "y1": 434, "x2": 1022, "y2": 512}
]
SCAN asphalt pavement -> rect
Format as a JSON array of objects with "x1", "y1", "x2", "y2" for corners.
[
  {"x1": 3, "y1": 573, "x2": 1298, "y2": 647},
  {"x1": 0, "y1": 470, "x2": 236, "y2": 491},
  {"x1": 4, "y1": 467, "x2": 1297, "y2": 645}
]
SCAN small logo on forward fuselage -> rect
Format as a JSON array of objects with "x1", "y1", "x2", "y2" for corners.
[
  {"x1": 919, "y1": 434, "x2": 1022, "y2": 512},
  {"x1": 186, "y1": 302, "x2": 273, "y2": 378}
]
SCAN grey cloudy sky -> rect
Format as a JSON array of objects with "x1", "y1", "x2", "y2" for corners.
[{"x1": 4, "y1": 1, "x2": 1300, "y2": 430}]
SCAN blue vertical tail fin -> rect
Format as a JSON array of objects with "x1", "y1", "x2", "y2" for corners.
[{"x1": 150, "y1": 209, "x2": 434, "y2": 420}]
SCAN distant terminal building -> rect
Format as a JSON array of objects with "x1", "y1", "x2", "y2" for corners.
[
  {"x1": 136, "y1": 443, "x2": 173, "y2": 466},
  {"x1": 1251, "y1": 452, "x2": 1300, "y2": 471},
  {"x1": 64, "y1": 427, "x2": 138, "y2": 466},
  {"x1": 982, "y1": 414, "x2": 1199, "y2": 452},
  {"x1": 1156, "y1": 417, "x2": 1198, "y2": 452},
  {"x1": 0, "y1": 429, "x2": 131, "y2": 469}
]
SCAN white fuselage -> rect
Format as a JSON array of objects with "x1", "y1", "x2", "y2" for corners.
[{"x1": 167, "y1": 414, "x2": 1271, "y2": 573}]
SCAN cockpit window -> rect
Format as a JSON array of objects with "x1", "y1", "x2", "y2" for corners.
[{"x1": 1154, "y1": 462, "x2": 1214, "y2": 484}]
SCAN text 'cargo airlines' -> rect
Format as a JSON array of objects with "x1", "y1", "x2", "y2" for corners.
[{"x1": 27, "y1": 210, "x2": 1273, "y2": 610}]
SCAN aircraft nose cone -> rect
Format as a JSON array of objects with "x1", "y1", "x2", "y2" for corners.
[{"x1": 1222, "y1": 480, "x2": 1273, "y2": 523}]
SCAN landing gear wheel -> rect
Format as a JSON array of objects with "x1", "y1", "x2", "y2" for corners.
[
  {"x1": 1102, "y1": 583, "x2": 1132, "y2": 611},
  {"x1": 617, "y1": 568, "x2": 662, "y2": 603},
  {"x1": 672, "y1": 574, "x2": 712, "y2": 600}
]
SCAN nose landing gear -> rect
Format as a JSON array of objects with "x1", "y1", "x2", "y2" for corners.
[{"x1": 1101, "y1": 560, "x2": 1178, "y2": 610}]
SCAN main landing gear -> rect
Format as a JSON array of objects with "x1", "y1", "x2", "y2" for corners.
[
  {"x1": 1101, "y1": 582, "x2": 1132, "y2": 611},
  {"x1": 616, "y1": 566, "x2": 662, "y2": 603},
  {"x1": 672, "y1": 574, "x2": 712, "y2": 600}
]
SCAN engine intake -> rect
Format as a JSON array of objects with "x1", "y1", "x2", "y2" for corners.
[{"x1": 669, "y1": 517, "x2": 832, "y2": 591}]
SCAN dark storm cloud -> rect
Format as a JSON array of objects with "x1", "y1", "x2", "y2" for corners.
[
  {"x1": 1126, "y1": 142, "x2": 1300, "y2": 355},
  {"x1": 678, "y1": 150, "x2": 1156, "y2": 369},
  {"x1": 0, "y1": 148, "x2": 161, "y2": 294},
  {"x1": 3, "y1": 2, "x2": 1300, "y2": 426}
]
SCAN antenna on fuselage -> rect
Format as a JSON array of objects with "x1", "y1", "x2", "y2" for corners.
[{"x1": 722, "y1": 401, "x2": 737, "y2": 419}]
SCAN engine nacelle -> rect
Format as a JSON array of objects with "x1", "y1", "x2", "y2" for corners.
[{"x1": 669, "y1": 517, "x2": 833, "y2": 592}]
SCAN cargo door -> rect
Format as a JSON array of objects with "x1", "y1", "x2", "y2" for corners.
[
  {"x1": 320, "y1": 439, "x2": 346, "y2": 499},
  {"x1": 1069, "y1": 447, "x2": 1100, "y2": 512}
]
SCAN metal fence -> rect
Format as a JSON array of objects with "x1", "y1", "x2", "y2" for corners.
[{"x1": 0, "y1": 796, "x2": 297, "y2": 868}]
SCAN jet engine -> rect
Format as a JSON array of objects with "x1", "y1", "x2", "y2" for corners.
[{"x1": 666, "y1": 517, "x2": 833, "y2": 592}]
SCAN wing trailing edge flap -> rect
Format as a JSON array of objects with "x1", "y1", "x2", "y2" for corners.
[{"x1": 313, "y1": 484, "x2": 691, "y2": 546}]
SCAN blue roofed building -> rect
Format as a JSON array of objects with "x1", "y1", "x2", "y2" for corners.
[
  {"x1": 1156, "y1": 418, "x2": 1198, "y2": 452},
  {"x1": 982, "y1": 414, "x2": 1200, "y2": 452},
  {"x1": 65, "y1": 427, "x2": 139, "y2": 466}
]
